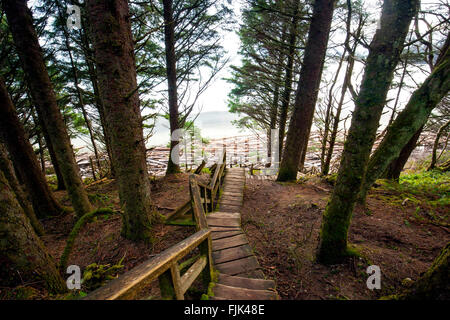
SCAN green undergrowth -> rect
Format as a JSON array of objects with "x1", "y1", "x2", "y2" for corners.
[{"x1": 374, "y1": 169, "x2": 449, "y2": 225}]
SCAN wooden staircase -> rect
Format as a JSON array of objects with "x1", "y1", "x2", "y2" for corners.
[{"x1": 207, "y1": 168, "x2": 278, "y2": 300}]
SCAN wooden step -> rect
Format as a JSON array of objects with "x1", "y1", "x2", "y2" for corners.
[
  {"x1": 212, "y1": 244, "x2": 254, "y2": 264},
  {"x1": 212, "y1": 234, "x2": 248, "y2": 251},
  {"x1": 207, "y1": 216, "x2": 240, "y2": 228},
  {"x1": 211, "y1": 230, "x2": 243, "y2": 240},
  {"x1": 217, "y1": 274, "x2": 276, "y2": 291},
  {"x1": 215, "y1": 256, "x2": 262, "y2": 276},
  {"x1": 234, "y1": 269, "x2": 266, "y2": 279},
  {"x1": 208, "y1": 212, "x2": 240, "y2": 219},
  {"x1": 219, "y1": 205, "x2": 242, "y2": 212},
  {"x1": 212, "y1": 283, "x2": 278, "y2": 300}
]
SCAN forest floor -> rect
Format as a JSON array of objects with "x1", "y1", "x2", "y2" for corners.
[
  {"x1": 1, "y1": 169, "x2": 448, "y2": 300},
  {"x1": 241, "y1": 170, "x2": 449, "y2": 300}
]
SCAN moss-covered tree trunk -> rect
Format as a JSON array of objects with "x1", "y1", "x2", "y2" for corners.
[
  {"x1": 317, "y1": 0, "x2": 418, "y2": 265},
  {"x1": 3, "y1": 0, "x2": 92, "y2": 217},
  {"x1": 403, "y1": 242, "x2": 449, "y2": 300},
  {"x1": 385, "y1": 126, "x2": 423, "y2": 181},
  {"x1": 277, "y1": 0, "x2": 335, "y2": 181},
  {"x1": 86, "y1": 0, "x2": 158, "y2": 241},
  {"x1": 0, "y1": 141, "x2": 43, "y2": 235},
  {"x1": 79, "y1": 12, "x2": 116, "y2": 178},
  {"x1": 359, "y1": 48, "x2": 449, "y2": 202},
  {"x1": 163, "y1": 0, "x2": 181, "y2": 175},
  {"x1": 0, "y1": 169, "x2": 66, "y2": 294},
  {"x1": 0, "y1": 77, "x2": 62, "y2": 219}
]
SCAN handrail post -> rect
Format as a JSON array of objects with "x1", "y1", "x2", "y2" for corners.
[
  {"x1": 159, "y1": 268, "x2": 176, "y2": 300},
  {"x1": 199, "y1": 236, "x2": 213, "y2": 288},
  {"x1": 189, "y1": 174, "x2": 208, "y2": 230}
]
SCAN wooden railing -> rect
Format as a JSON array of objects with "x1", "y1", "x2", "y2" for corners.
[
  {"x1": 84, "y1": 152, "x2": 226, "y2": 300},
  {"x1": 166, "y1": 150, "x2": 227, "y2": 223}
]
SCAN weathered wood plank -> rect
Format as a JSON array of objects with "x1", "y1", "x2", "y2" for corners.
[
  {"x1": 208, "y1": 212, "x2": 240, "y2": 219},
  {"x1": 211, "y1": 230, "x2": 243, "y2": 240},
  {"x1": 219, "y1": 205, "x2": 242, "y2": 212},
  {"x1": 220, "y1": 199, "x2": 243, "y2": 207},
  {"x1": 165, "y1": 200, "x2": 191, "y2": 222},
  {"x1": 180, "y1": 256, "x2": 207, "y2": 295},
  {"x1": 212, "y1": 244, "x2": 253, "y2": 264},
  {"x1": 215, "y1": 256, "x2": 261, "y2": 276},
  {"x1": 212, "y1": 234, "x2": 248, "y2": 251},
  {"x1": 221, "y1": 191, "x2": 243, "y2": 198},
  {"x1": 84, "y1": 229, "x2": 210, "y2": 300},
  {"x1": 235, "y1": 269, "x2": 266, "y2": 279},
  {"x1": 217, "y1": 274, "x2": 276, "y2": 291},
  {"x1": 213, "y1": 283, "x2": 278, "y2": 300},
  {"x1": 189, "y1": 175, "x2": 208, "y2": 230},
  {"x1": 210, "y1": 226, "x2": 241, "y2": 232},
  {"x1": 206, "y1": 216, "x2": 240, "y2": 227}
]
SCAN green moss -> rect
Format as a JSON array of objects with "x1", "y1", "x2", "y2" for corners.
[
  {"x1": 165, "y1": 217, "x2": 195, "y2": 226},
  {"x1": 59, "y1": 208, "x2": 115, "y2": 271}
]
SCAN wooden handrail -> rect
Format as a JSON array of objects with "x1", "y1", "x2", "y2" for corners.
[
  {"x1": 84, "y1": 229, "x2": 212, "y2": 300},
  {"x1": 84, "y1": 151, "x2": 228, "y2": 300},
  {"x1": 166, "y1": 149, "x2": 227, "y2": 222}
]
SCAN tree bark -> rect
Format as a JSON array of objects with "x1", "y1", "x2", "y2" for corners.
[
  {"x1": 80, "y1": 13, "x2": 116, "y2": 178},
  {"x1": 33, "y1": 104, "x2": 66, "y2": 190},
  {"x1": 0, "y1": 169, "x2": 66, "y2": 294},
  {"x1": 0, "y1": 77, "x2": 63, "y2": 219},
  {"x1": 277, "y1": 0, "x2": 335, "y2": 181},
  {"x1": 382, "y1": 32, "x2": 450, "y2": 179},
  {"x1": 358, "y1": 49, "x2": 449, "y2": 201},
  {"x1": 3, "y1": 0, "x2": 92, "y2": 217},
  {"x1": 86, "y1": 0, "x2": 158, "y2": 241},
  {"x1": 385, "y1": 126, "x2": 423, "y2": 180},
  {"x1": 163, "y1": 0, "x2": 181, "y2": 175},
  {"x1": 278, "y1": 0, "x2": 301, "y2": 159},
  {"x1": 428, "y1": 119, "x2": 450, "y2": 171},
  {"x1": 0, "y1": 141, "x2": 43, "y2": 235},
  {"x1": 318, "y1": 0, "x2": 419, "y2": 264}
]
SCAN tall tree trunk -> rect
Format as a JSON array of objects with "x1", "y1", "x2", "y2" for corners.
[
  {"x1": 317, "y1": 0, "x2": 419, "y2": 264},
  {"x1": 0, "y1": 77, "x2": 62, "y2": 219},
  {"x1": 0, "y1": 141, "x2": 43, "y2": 235},
  {"x1": 382, "y1": 32, "x2": 450, "y2": 180},
  {"x1": 321, "y1": 52, "x2": 346, "y2": 171},
  {"x1": 358, "y1": 49, "x2": 449, "y2": 202},
  {"x1": 33, "y1": 112, "x2": 46, "y2": 174},
  {"x1": 277, "y1": 0, "x2": 335, "y2": 181},
  {"x1": 33, "y1": 104, "x2": 66, "y2": 190},
  {"x1": 163, "y1": 0, "x2": 181, "y2": 175},
  {"x1": 80, "y1": 13, "x2": 116, "y2": 178},
  {"x1": 3, "y1": 0, "x2": 92, "y2": 217},
  {"x1": 278, "y1": 0, "x2": 301, "y2": 159},
  {"x1": 385, "y1": 126, "x2": 423, "y2": 180},
  {"x1": 428, "y1": 119, "x2": 450, "y2": 171},
  {"x1": 86, "y1": 0, "x2": 158, "y2": 241},
  {"x1": 0, "y1": 169, "x2": 66, "y2": 294}
]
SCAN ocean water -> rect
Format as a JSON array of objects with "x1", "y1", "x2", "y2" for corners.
[{"x1": 147, "y1": 111, "x2": 252, "y2": 147}]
